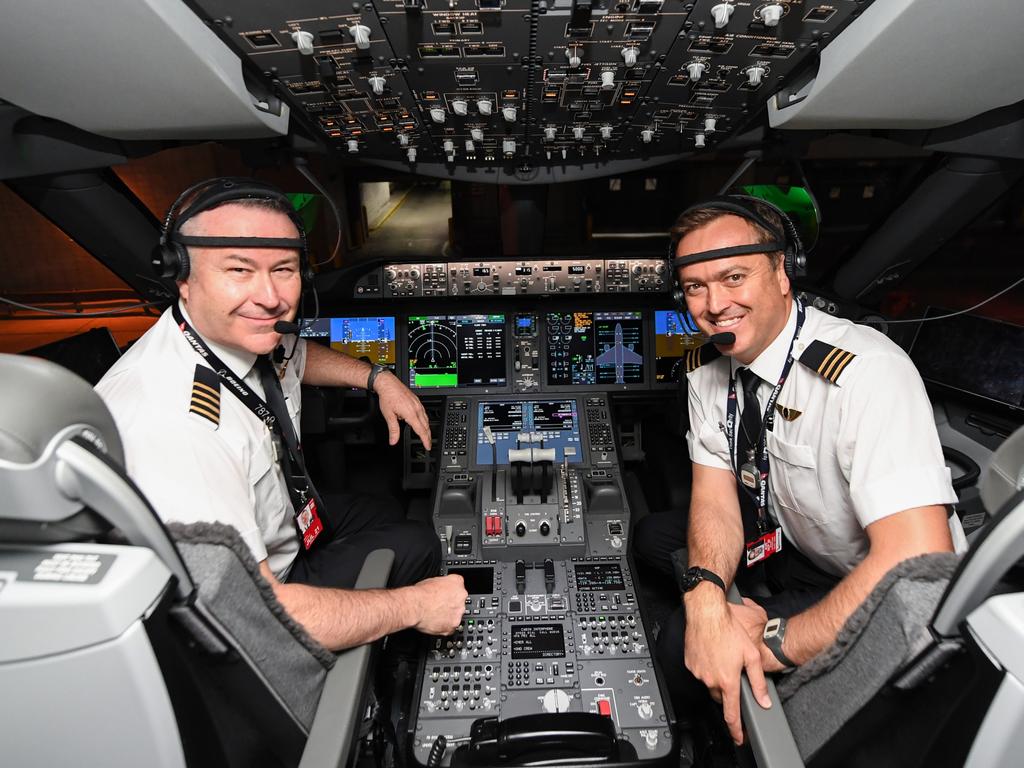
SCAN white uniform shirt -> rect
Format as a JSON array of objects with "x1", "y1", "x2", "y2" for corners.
[
  {"x1": 96, "y1": 302, "x2": 306, "y2": 577},
  {"x1": 686, "y1": 302, "x2": 961, "y2": 577}
]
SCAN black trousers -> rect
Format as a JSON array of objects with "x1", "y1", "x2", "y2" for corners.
[
  {"x1": 632, "y1": 511, "x2": 837, "y2": 720},
  {"x1": 286, "y1": 492, "x2": 442, "y2": 590}
]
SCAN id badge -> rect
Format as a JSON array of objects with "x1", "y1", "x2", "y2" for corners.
[
  {"x1": 296, "y1": 497, "x2": 324, "y2": 550},
  {"x1": 745, "y1": 526, "x2": 783, "y2": 567}
]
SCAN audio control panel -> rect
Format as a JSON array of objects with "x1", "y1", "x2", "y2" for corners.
[{"x1": 413, "y1": 394, "x2": 671, "y2": 766}]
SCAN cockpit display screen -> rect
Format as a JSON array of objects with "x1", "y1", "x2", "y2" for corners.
[
  {"x1": 446, "y1": 567, "x2": 494, "y2": 595},
  {"x1": 546, "y1": 311, "x2": 645, "y2": 386},
  {"x1": 476, "y1": 400, "x2": 582, "y2": 465},
  {"x1": 299, "y1": 317, "x2": 396, "y2": 368},
  {"x1": 574, "y1": 563, "x2": 626, "y2": 591},
  {"x1": 653, "y1": 310, "x2": 704, "y2": 384},
  {"x1": 511, "y1": 623, "x2": 566, "y2": 659},
  {"x1": 407, "y1": 314, "x2": 506, "y2": 389}
]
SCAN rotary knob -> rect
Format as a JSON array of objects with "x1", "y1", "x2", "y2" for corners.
[
  {"x1": 599, "y1": 125, "x2": 613, "y2": 140},
  {"x1": 398, "y1": 132, "x2": 410, "y2": 147},
  {"x1": 710, "y1": 2, "x2": 734, "y2": 29},
  {"x1": 515, "y1": 521, "x2": 527, "y2": 537},
  {"x1": 572, "y1": 126, "x2": 585, "y2": 141},
  {"x1": 600, "y1": 71, "x2": 616, "y2": 90},
  {"x1": 430, "y1": 107, "x2": 446, "y2": 124},
  {"x1": 503, "y1": 138, "x2": 516, "y2": 155},
  {"x1": 695, "y1": 132, "x2": 707, "y2": 148},
  {"x1": 368, "y1": 75, "x2": 386, "y2": 96},
  {"x1": 637, "y1": 701, "x2": 654, "y2": 720},
  {"x1": 465, "y1": 139, "x2": 475, "y2": 152},
  {"x1": 385, "y1": 268, "x2": 397, "y2": 281},
  {"x1": 542, "y1": 689, "x2": 571, "y2": 713},
  {"x1": 641, "y1": 128, "x2": 654, "y2": 144},
  {"x1": 477, "y1": 98, "x2": 493, "y2": 116},
  {"x1": 621, "y1": 46, "x2": 639, "y2": 67},
  {"x1": 502, "y1": 105, "x2": 517, "y2": 122},
  {"x1": 348, "y1": 24, "x2": 371, "y2": 50},
  {"x1": 686, "y1": 61, "x2": 706, "y2": 82},
  {"x1": 291, "y1": 30, "x2": 314, "y2": 56},
  {"x1": 544, "y1": 126, "x2": 557, "y2": 141},
  {"x1": 347, "y1": 139, "x2": 359, "y2": 154},
  {"x1": 471, "y1": 128, "x2": 484, "y2": 141},
  {"x1": 746, "y1": 66, "x2": 767, "y2": 87},
  {"x1": 760, "y1": 3, "x2": 784, "y2": 26},
  {"x1": 539, "y1": 520, "x2": 551, "y2": 536},
  {"x1": 704, "y1": 117, "x2": 717, "y2": 133},
  {"x1": 452, "y1": 99, "x2": 468, "y2": 116},
  {"x1": 410, "y1": 268, "x2": 421, "y2": 279}
]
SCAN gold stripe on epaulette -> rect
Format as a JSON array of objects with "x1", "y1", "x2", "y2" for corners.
[
  {"x1": 190, "y1": 389, "x2": 219, "y2": 411},
  {"x1": 817, "y1": 347, "x2": 841, "y2": 376},
  {"x1": 192, "y1": 381, "x2": 219, "y2": 400},
  {"x1": 830, "y1": 351, "x2": 856, "y2": 382},
  {"x1": 189, "y1": 402, "x2": 219, "y2": 423}
]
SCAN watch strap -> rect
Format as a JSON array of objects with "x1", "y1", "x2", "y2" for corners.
[
  {"x1": 680, "y1": 566, "x2": 726, "y2": 593},
  {"x1": 763, "y1": 618, "x2": 797, "y2": 669},
  {"x1": 366, "y1": 363, "x2": 387, "y2": 392}
]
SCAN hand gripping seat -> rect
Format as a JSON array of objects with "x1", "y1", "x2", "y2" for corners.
[
  {"x1": 738, "y1": 424, "x2": 1024, "y2": 768},
  {"x1": 0, "y1": 353, "x2": 392, "y2": 768}
]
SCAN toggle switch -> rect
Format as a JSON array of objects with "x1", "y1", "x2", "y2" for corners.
[
  {"x1": 695, "y1": 132, "x2": 706, "y2": 148},
  {"x1": 503, "y1": 138, "x2": 516, "y2": 155},
  {"x1": 347, "y1": 139, "x2": 359, "y2": 153},
  {"x1": 566, "y1": 46, "x2": 582, "y2": 69},
  {"x1": 704, "y1": 117, "x2": 717, "y2": 133},
  {"x1": 398, "y1": 132, "x2": 410, "y2": 146},
  {"x1": 572, "y1": 126, "x2": 585, "y2": 140},
  {"x1": 406, "y1": 147, "x2": 417, "y2": 162},
  {"x1": 443, "y1": 139, "x2": 455, "y2": 155}
]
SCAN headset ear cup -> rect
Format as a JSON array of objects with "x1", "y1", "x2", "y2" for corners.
[
  {"x1": 671, "y1": 287, "x2": 687, "y2": 313},
  {"x1": 152, "y1": 242, "x2": 187, "y2": 281},
  {"x1": 174, "y1": 244, "x2": 191, "y2": 282}
]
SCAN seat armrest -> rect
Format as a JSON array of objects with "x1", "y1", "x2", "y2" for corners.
[
  {"x1": 728, "y1": 585, "x2": 806, "y2": 768},
  {"x1": 299, "y1": 548, "x2": 396, "y2": 768}
]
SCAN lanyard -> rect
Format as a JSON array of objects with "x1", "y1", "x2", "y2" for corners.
[
  {"x1": 723, "y1": 300, "x2": 806, "y2": 532},
  {"x1": 172, "y1": 304, "x2": 313, "y2": 506}
]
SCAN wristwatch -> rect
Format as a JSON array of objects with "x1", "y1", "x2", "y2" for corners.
[
  {"x1": 366, "y1": 363, "x2": 387, "y2": 393},
  {"x1": 763, "y1": 617, "x2": 797, "y2": 669},
  {"x1": 679, "y1": 566, "x2": 726, "y2": 593}
]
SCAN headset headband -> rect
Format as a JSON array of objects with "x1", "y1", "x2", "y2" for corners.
[
  {"x1": 670, "y1": 240, "x2": 786, "y2": 270},
  {"x1": 170, "y1": 235, "x2": 305, "y2": 250}
]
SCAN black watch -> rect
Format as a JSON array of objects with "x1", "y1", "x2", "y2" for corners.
[
  {"x1": 366, "y1": 363, "x2": 387, "y2": 392},
  {"x1": 680, "y1": 566, "x2": 726, "y2": 593},
  {"x1": 763, "y1": 617, "x2": 797, "y2": 669}
]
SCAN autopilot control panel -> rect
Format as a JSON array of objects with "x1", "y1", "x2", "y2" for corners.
[{"x1": 410, "y1": 392, "x2": 672, "y2": 766}]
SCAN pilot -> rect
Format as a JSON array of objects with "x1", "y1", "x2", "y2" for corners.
[
  {"x1": 636, "y1": 195, "x2": 963, "y2": 745},
  {"x1": 96, "y1": 177, "x2": 467, "y2": 650}
]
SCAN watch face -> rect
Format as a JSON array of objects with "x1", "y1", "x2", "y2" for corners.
[{"x1": 764, "y1": 617, "x2": 782, "y2": 638}]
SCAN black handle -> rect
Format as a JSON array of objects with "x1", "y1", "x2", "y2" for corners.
[{"x1": 457, "y1": 713, "x2": 628, "y2": 766}]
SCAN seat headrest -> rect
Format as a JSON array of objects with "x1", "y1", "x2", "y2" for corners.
[
  {"x1": 981, "y1": 424, "x2": 1024, "y2": 515},
  {"x1": 0, "y1": 353, "x2": 123, "y2": 468}
]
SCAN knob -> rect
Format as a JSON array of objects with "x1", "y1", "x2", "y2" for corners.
[
  {"x1": 710, "y1": 2, "x2": 734, "y2": 29},
  {"x1": 410, "y1": 268, "x2": 420, "y2": 279},
  {"x1": 539, "y1": 520, "x2": 550, "y2": 536},
  {"x1": 686, "y1": 61, "x2": 706, "y2": 82},
  {"x1": 599, "y1": 124, "x2": 613, "y2": 140},
  {"x1": 704, "y1": 117, "x2": 717, "y2": 133},
  {"x1": 644, "y1": 731, "x2": 659, "y2": 750},
  {"x1": 368, "y1": 75, "x2": 386, "y2": 96},
  {"x1": 637, "y1": 701, "x2": 654, "y2": 720},
  {"x1": 746, "y1": 65, "x2": 766, "y2": 87},
  {"x1": 465, "y1": 139, "x2": 475, "y2": 152},
  {"x1": 406, "y1": 147, "x2": 417, "y2": 163},
  {"x1": 515, "y1": 521, "x2": 526, "y2": 537},
  {"x1": 542, "y1": 689, "x2": 571, "y2": 713},
  {"x1": 695, "y1": 132, "x2": 706, "y2": 148},
  {"x1": 600, "y1": 70, "x2": 616, "y2": 90},
  {"x1": 641, "y1": 128, "x2": 654, "y2": 144},
  {"x1": 572, "y1": 126, "x2": 584, "y2": 140},
  {"x1": 566, "y1": 46, "x2": 581, "y2": 68},
  {"x1": 502, "y1": 105, "x2": 517, "y2": 122},
  {"x1": 655, "y1": 261, "x2": 666, "y2": 275},
  {"x1": 544, "y1": 126, "x2": 557, "y2": 141},
  {"x1": 621, "y1": 46, "x2": 639, "y2": 67},
  {"x1": 503, "y1": 138, "x2": 516, "y2": 155},
  {"x1": 348, "y1": 24, "x2": 371, "y2": 49},
  {"x1": 347, "y1": 139, "x2": 359, "y2": 153},
  {"x1": 452, "y1": 99, "x2": 468, "y2": 116},
  {"x1": 632, "y1": 264, "x2": 643, "y2": 276},
  {"x1": 470, "y1": 127, "x2": 484, "y2": 141},
  {"x1": 384, "y1": 268, "x2": 397, "y2": 281},
  {"x1": 443, "y1": 138, "x2": 455, "y2": 154},
  {"x1": 291, "y1": 30, "x2": 315, "y2": 56},
  {"x1": 760, "y1": 3, "x2": 784, "y2": 26},
  {"x1": 398, "y1": 132, "x2": 410, "y2": 147},
  {"x1": 477, "y1": 98, "x2": 493, "y2": 115},
  {"x1": 430, "y1": 107, "x2": 446, "y2": 124}
]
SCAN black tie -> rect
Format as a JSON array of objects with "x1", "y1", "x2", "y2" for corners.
[
  {"x1": 735, "y1": 367, "x2": 764, "y2": 532},
  {"x1": 255, "y1": 355, "x2": 325, "y2": 519}
]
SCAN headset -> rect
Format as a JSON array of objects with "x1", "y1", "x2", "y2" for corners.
[
  {"x1": 668, "y1": 194, "x2": 806, "y2": 316},
  {"x1": 152, "y1": 177, "x2": 312, "y2": 285}
]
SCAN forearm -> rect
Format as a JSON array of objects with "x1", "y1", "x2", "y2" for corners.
[
  {"x1": 302, "y1": 339, "x2": 373, "y2": 389},
  {"x1": 272, "y1": 579, "x2": 418, "y2": 650},
  {"x1": 683, "y1": 466, "x2": 745, "y2": 613}
]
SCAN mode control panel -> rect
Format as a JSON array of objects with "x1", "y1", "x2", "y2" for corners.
[{"x1": 377, "y1": 258, "x2": 668, "y2": 298}]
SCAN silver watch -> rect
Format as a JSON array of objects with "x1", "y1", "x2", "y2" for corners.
[{"x1": 763, "y1": 617, "x2": 797, "y2": 669}]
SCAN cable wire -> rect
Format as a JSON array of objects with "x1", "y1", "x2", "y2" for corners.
[
  {"x1": 294, "y1": 158, "x2": 344, "y2": 268},
  {"x1": 0, "y1": 296, "x2": 164, "y2": 318},
  {"x1": 884, "y1": 275, "x2": 1024, "y2": 324}
]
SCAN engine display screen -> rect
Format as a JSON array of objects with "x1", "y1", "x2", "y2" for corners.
[
  {"x1": 476, "y1": 400, "x2": 582, "y2": 465},
  {"x1": 511, "y1": 623, "x2": 566, "y2": 659},
  {"x1": 546, "y1": 311, "x2": 645, "y2": 386},
  {"x1": 407, "y1": 314, "x2": 506, "y2": 389},
  {"x1": 299, "y1": 317, "x2": 396, "y2": 367},
  {"x1": 446, "y1": 567, "x2": 494, "y2": 595},
  {"x1": 574, "y1": 563, "x2": 626, "y2": 591}
]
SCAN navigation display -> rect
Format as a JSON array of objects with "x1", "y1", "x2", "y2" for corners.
[
  {"x1": 511, "y1": 623, "x2": 566, "y2": 659},
  {"x1": 654, "y1": 310, "x2": 704, "y2": 384},
  {"x1": 574, "y1": 563, "x2": 626, "y2": 591},
  {"x1": 299, "y1": 317, "x2": 396, "y2": 367},
  {"x1": 476, "y1": 400, "x2": 582, "y2": 465},
  {"x1": 407, "y1": 314, "x2": 506, "y2": 389},
  {"x1": 546, "y1": 311, "x2": 645, "y2": 386}
]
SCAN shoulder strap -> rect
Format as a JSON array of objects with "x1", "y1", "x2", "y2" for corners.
[
  {"x1": 799, "y1": 340, "x2": 857, "y2": 385},
  {"x1": 685, "y1": 343, "x2": 724, "y2": 374},
  {"x1": 189, "y1": 364, "x2": 221, "y2": 427}
]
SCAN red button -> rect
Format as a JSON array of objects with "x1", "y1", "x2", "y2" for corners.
[
  {"x1": 597, "y1": 699, "x2": 611, "y2": 717},
  {"x1": 493, "y1": 516, "x2": 502, "y2": 535}
]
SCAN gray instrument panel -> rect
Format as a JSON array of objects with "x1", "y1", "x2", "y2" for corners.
[{"x1": 413, "y1": 393, "x2": 672, "y2": 766}]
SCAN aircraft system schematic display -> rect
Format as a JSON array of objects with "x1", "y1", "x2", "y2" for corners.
[
  {"x1": 299, "y1": 316, "x2": 396, "y2": 368},
  {"x1": 475, "y1": 399, "x2": 583, "y2": 465},
  {"x1": 653, "y1": 310, "x2": 704, "y2": 384},
  {"x1": 546, "y1": 311, "x2": 645, "y2": 386},
  {"x1": 408, "y1": 314, "x2": 507, "y2": 389}
]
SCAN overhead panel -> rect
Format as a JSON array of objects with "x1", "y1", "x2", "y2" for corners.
[{"x1": 187, "y1": 0, "x2": 870, "y2": 179}]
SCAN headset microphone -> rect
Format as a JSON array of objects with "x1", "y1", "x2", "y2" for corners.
[
  {"x1": 274, "y1": 321, "x2": 301, "y2": 335},
  {"x1": 706, "y1": 331, "x2": 736, "y2": 345}
]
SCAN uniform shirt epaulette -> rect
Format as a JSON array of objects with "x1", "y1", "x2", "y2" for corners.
[
  {"x1": 799, "y1": 340, "x2": 857, "y2": 385},
  {"x1": 685, "y1": 343, "x2": 723, "y2": 374},
  {"x1": 189, "y1": 364, "x2": 221, "y2": 427}
]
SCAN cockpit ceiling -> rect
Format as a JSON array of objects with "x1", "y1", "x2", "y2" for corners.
[{"x1": 0, "y1": 0, "x2": 1023, "y2": 182}]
